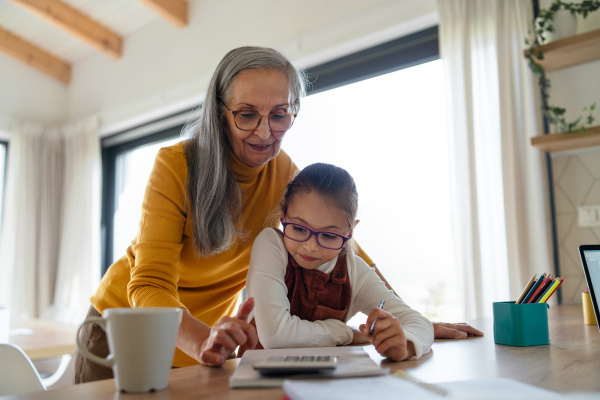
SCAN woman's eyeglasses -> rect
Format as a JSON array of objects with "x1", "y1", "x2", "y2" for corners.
[
  {"x1": 219, "y1": 99, "x2": 297, "y2": 133},
  {"x1": 280, "y1": 215, "x2": 352, "y2": 250}
]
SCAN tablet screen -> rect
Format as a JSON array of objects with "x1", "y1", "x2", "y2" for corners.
[{"x1": 583, "y1": 249, "x2": 600, "y2": 317}]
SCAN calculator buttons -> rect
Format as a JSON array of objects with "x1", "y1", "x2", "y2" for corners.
[{"x1": 253, "y1": 354, "x2": 337, "y2": 376}]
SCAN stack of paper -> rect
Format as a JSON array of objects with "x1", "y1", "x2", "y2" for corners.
[{"x1": 230, "y1": 346, "x2": 387, "y2": 388}]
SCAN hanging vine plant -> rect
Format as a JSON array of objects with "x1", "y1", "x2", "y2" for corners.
[{"x1": 524, "y1": 0, "x2": 599, "y2": 134}]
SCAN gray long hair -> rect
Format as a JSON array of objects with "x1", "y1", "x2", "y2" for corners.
[{"x1": 183, "y1": 46, "x2": 306, "y2": 257}]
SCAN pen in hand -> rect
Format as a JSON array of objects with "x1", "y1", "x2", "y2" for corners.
[{"x1": 369, "y1": 300, "x2": 385, "y2": 335}]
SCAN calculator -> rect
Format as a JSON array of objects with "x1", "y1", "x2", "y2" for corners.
[{"x1": 253, "y1": 355, "x2": 337, "y2": 376}]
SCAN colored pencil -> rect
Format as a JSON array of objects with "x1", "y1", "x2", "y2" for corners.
[
  {"x1": 537, "y1": 278, "x2": 559, "y2": 303},
  {"x1": 529, "y1": 275, "x2": 554, "y2": 303},
  {"x1": 522, "y1": 274, "x2": 546, "y2": 304},
  {"x1": 516, "y1": 275, "x2": 537, "y2": 304},
  {"x1": 539, "y1": 277, "x2": 564, "y2": 303}
]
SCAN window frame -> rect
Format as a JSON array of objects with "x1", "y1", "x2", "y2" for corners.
[
  {"x1": 305, "y1": 26, "x2": 439, "y2": 95},
  {"x1": 100, "y1": 26, "x2": 439, "y2": 276},
  {"x1": 0, "y1": 140, "x2": 9, "y2": 249}
]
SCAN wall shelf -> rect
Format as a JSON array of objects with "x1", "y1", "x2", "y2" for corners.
[
  {"x1": 527, "y1": 28, "x2": 600, "y2": 153},
  {"x1": 530, "y1": 125, "x2": 600, "y2": 152},
  {"x1": 526, "y1": 28, "x2": 600, "y2": 72}
]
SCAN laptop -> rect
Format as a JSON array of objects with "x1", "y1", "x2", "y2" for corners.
[{"x1": 579, "y1": 245, "x2": 600, "y2": 332}]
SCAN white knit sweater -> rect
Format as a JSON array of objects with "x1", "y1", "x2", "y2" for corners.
[{"x1": 247, "y1": 228, "x2": 434, "y2": 359}]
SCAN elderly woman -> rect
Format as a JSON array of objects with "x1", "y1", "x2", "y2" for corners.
[{"x1": 75, "y1": 46, "x2": 481, "y2": 383}]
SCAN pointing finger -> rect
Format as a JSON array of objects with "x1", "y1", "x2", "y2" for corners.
[{"x1": 235, "y1": 297, "x2": 255, "y2": 321}]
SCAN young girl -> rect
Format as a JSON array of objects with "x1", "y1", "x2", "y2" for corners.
[{"x1": 243, "y1": 163, "x2": 434, "y2": 361}]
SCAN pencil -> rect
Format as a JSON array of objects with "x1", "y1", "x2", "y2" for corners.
[
  {"x1": 516, "y1": 274, "x2": 537, "y2": 304},
  {"x1": 529, "y1": 275, "x2": 554, "y2": 303},
  {"x1": 522, "y1": 274, "x2": 546, "y2": 304},
  {"x1": 539, "y1": 277, "x2": 564, "y2": 303}
]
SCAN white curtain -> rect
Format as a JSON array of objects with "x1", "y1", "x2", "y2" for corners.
[
  {"x1": 438, "y1": 0, "x2": 552, "y2": 318},
  {"x1": 0, "y1": 117, "x2": 101, "y2": 322}
]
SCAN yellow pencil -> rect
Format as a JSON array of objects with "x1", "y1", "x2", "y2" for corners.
[{"x1": 538, "y1": 278, "x2": 562, "y2": 303}]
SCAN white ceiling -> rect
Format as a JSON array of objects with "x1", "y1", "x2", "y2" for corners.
[{"x1": 0, "y1": 0, "x2": 165, "y2": 63}]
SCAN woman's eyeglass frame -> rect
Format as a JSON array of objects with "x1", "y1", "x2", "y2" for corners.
[
  {"x1": 219, "y1": 99, "x2": 297, "y2": 133},
  {"x1": 280, "y1": 214, "x2": 352, "y2": 251}
]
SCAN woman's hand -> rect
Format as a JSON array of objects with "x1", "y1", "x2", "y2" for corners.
[
  {"x1": 432, "y1": 322, "x2": 483, "y2": 339},
  {"x1": 369, "y1": 265, "x2": 483, "y2": 340},
  {"x1": 359, "y1": 308, "x2": 415, "y2": 362},
  {"x1": 198, "y1": 298, "x2": 258, "y2": 366}
]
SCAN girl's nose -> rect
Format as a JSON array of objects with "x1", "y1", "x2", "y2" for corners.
[
  {"x1": 303, "y1": 234, "x2": 320, "y2": 252},
  {"x1": 254, "y1": 117, "x2": 271, "y2": 140}
]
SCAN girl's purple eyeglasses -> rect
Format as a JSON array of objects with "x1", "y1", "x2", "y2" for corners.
[{"x1": 280, "y1": 214, "x2": 352, "y2": 250}]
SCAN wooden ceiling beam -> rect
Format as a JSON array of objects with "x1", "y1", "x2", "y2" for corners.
[
  {"x1": 136, "y1": 0, "x2": 187, "y2": 28},
  {"x1": 0, "y1": 26, "x2": 71, "y2": 83},
  {"x1": 6, "y1": 0, "x2": 122, "y2": 59}
]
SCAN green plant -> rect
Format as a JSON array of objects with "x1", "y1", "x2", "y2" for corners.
[{"x1": 524, "y1": 0, "x2": 599, "y2": 133}]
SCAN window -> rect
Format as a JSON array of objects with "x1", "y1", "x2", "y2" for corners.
[
  {"x1": 285, "y1": 60, "x2": 459, "y2": 321},
  {"x1": 280, "y1": 26, "x2": 460, "y2": 321},
  {"x1": 112, "y1": 137, "x2": 183, "y2": 263},
  {"x1": 101, "y1": 126, "x2": 184, "y2": 274}
]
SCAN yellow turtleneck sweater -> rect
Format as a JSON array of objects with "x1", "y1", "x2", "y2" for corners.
[{"x1": 90, "y1": 141, "x2": 373, "y2": 367}]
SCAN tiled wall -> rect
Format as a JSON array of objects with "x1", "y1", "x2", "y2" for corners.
[{"x1": 552, "y1": 148, "x2": 600, "y2": 303}]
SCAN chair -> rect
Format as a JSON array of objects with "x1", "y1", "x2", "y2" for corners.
[
  {"x1": 0, "y1": 343, "x2": 46, "y2": 395},
  {"x1": 37, "y1": 304, "x2": 78, "y2": 387}
]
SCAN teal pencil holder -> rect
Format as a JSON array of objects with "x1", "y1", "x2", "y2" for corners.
[{"x1": 492, "y1": 301, "x2": 550, "y2": 347}]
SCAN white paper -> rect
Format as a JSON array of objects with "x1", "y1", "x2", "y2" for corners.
[
  {"x1": 283, "y1": 376, "x2": 566, "y2": 400},
  {"x1": 284, "y1": 376, "x2": 439, "y2": 400},
  {"x1": 562, "y1": 393, "x2": 600, "y2": 400},
  {"x1": 230, "y1": 346, "x2": 387, "y2": 388},
  {"x1": 441, "y1": 378, "x2": 564, "y2": 400}
]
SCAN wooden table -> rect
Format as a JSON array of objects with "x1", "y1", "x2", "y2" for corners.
[
  {"x1": 400, "y1": 305, "x2": 600, "y2": 393},
  {"x1": 3, "y1": 305, "x2": 598, "y2": 399},
  {"x1": 9, "y1": 319, "x2": 77, "y2": 361}
]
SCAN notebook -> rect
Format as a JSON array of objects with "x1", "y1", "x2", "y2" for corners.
[{"x1": 230, "y1": 346, "x2": 387, "y2": 388}]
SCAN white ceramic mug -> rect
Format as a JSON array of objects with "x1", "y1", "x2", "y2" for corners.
[{"x1": 76, "y1": 307, "x2": 182, "y2": 393}]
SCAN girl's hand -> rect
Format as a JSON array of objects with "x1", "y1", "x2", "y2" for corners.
[
  {"x1": 359, "y1": 308, "x2": 415, "y2": 362},
  {"x1": 199, "y1": 298, "x2": 258, "y2": 366},
  {"x1": 350, "y1": 326, "x2": 370, "y2": 345}
]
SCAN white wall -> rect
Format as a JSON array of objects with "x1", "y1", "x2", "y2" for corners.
[
  {"x1": 552, "y1": 148, "x2": 600, "y2": 303},
  {"x1": 0, "y1": 55, "x2": 68, "y2": 136},
  {"x1": 65, "y1": 0, "x2": 438, "y2": 135}
]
